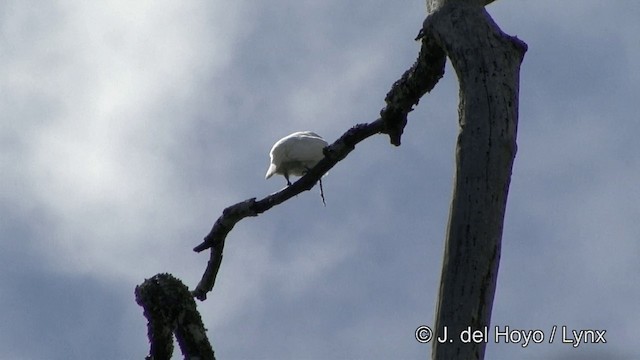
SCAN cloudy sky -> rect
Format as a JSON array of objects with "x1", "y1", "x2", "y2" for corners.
[{"x1": 2, "y1": 0, "x2": 638, "y2": 359}]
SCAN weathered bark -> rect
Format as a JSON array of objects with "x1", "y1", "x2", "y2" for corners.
[
  {"x1": 136, "y1": 273, "x2": 216, "y2": 360},
  {"x1": 421, "y1": 1, "x2": 527, "y2": 359},
  {"x1": 427, "y1": 0, "x2": 496, "y2": 14}
]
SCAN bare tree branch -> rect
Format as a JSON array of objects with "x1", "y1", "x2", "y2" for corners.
[
  {"x1": 136, "y1": 273, "x2": 216, "y2": 360},
  {"x1": 427, "y1": 0, "x2": 497, "y2": 15},
  {"x1": 191, "y1": 29, "x2": 447, "y2": 301}
]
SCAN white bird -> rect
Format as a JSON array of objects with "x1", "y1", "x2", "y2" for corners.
[{"x1": 265, "y1": 131, "x2": 328, "y2": 186}]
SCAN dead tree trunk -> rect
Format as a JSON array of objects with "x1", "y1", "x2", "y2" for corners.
[{"x1": 422, "y1": 1, "x2": 527, "y2": 359}]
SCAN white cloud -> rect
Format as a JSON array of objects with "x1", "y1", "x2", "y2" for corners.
[{"x1": 2, "y1": 0, "x2": 251, "y2": 279}]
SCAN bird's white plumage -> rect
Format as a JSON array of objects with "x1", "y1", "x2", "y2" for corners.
[{"x1": 265, "y1": 131, "x2": 328, "y2": 184}]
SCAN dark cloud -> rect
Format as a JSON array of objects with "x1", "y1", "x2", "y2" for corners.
[{"x1": 2, "y1": 0, "x2": 638, "y2": 359}]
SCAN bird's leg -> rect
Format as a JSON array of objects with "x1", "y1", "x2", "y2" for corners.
[
  {"x1": 284, "y1": 172, "x2": 292, "y2": 186},
  {"x1": 319, "y1": 177, "x2": 326, "y2": 207},
  {"x1": 303, "y1": 166, "x2": 326, "y2": 206}
]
